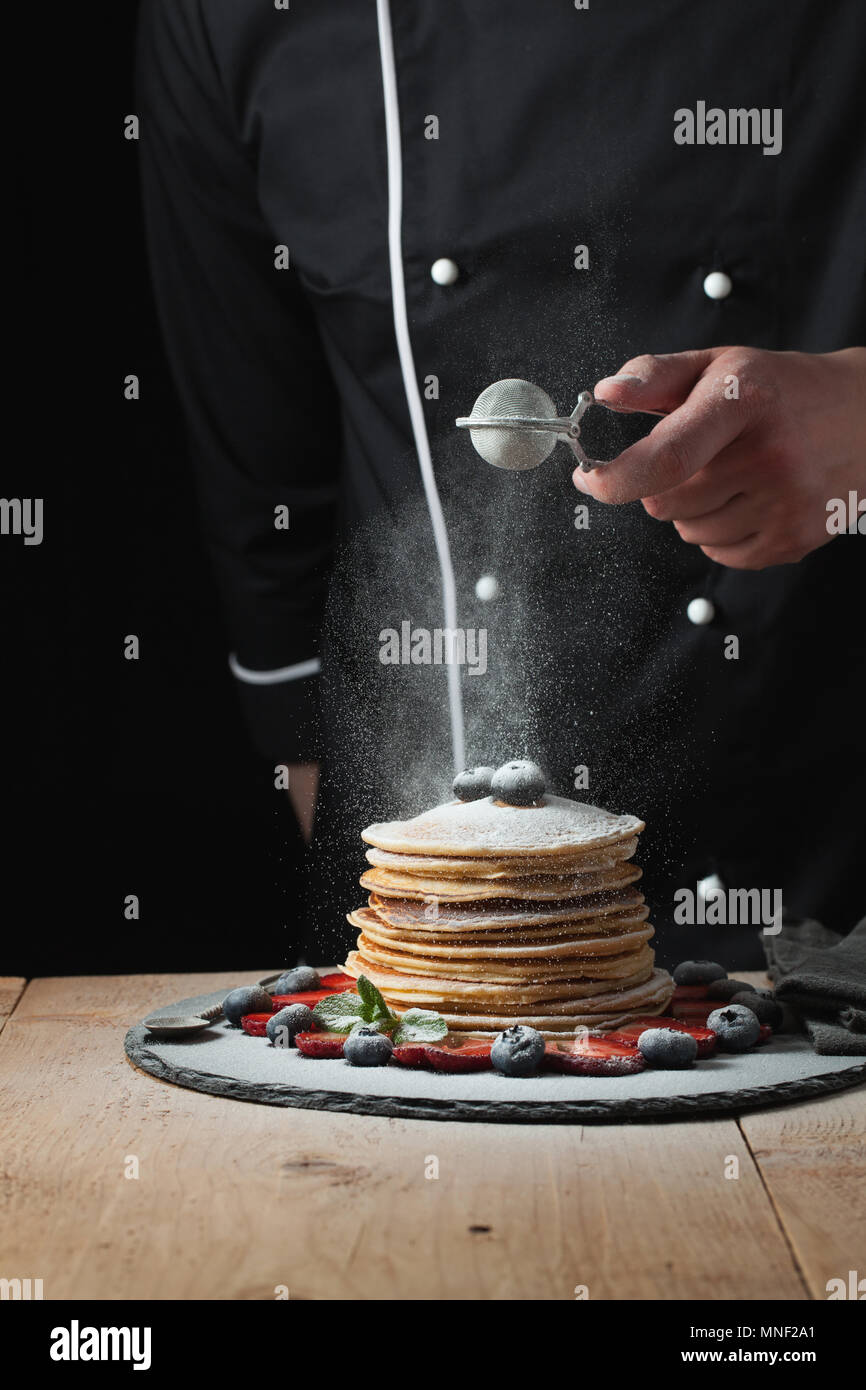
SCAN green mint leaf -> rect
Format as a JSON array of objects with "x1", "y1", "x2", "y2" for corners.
[
  {"x1": 356, "y1": 974, "x2": 397, "y2": 1024},
  {"x1": 392, "y1": 1009, "x2": 448, "y2": 1044},
  {"x1": 312, "y1": 991, "x2": 366, "y2": 1033}
]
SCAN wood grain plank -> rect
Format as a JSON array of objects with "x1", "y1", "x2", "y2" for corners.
[
  {"x1": 5, "y1": 971, "x2": 265, "y2": 1023},
  {"x1": 731, "y1": 969, "x2": 866, "y2": 1298},
  {"x1": 0, "y1": 974, "x2": 806, "y2": 1300},
  {"x1": 0, "y1": 978, "x2": 27, "y2": 1036},
  {"x1": 739, "y1": 1088, "x2": 866, "y2": 1301}
]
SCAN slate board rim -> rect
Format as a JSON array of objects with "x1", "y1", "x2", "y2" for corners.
[{"x1": 124, "y1": 1024, "x2": 866, "y2": 1127}]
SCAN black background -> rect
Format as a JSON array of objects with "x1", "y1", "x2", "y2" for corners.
[{"x1": 4, "y1": 3, "x2": 307, "y2": 976}]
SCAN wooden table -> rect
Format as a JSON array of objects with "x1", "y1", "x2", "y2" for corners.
[{"x1": 1, "y1": 971, "x2": 864, "y2": 1301}]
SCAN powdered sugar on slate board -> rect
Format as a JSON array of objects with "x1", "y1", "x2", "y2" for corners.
[{"x1": 362, "y1": 794, "x2": 644, "y2": 857}]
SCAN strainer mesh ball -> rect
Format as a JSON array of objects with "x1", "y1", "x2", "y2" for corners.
[{"x1": 467, "y1": 378, "x2": 558, "y2": 471}]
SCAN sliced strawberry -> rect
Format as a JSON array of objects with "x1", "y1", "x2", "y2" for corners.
[
  {"x1": 318, "y1": 972, "x2": 356, "y2": 990},
  {"x1": 391, "y1": 1042, "x2": 430, "y2": 1068},
  {"x1": 266, "y1": 974, "x2": 352, "y2": 1010},
  {"x1": 670, "y1": 999, "x2": 715, "y2": 1023},
  {"x1": 545, "y1": 1035, "x2": 646, "y2": 1076},
  {"x1": 605, "y1": 1017, "x2": 717, "y2": 1058},
  {"x1": 681, "y1": 1025, "x2": 718, "y2": 1057},
  {"x1": 295, "y1": 1031, "x2": 346, "y2": 1058},
  {"x1": 424, "y1": 1034, "x2": 493, "y2": 1072},
  {"x1": 240, "y1": 1013, "x2": 272, "y2": 1036},
  {"x1": 271, "y1": 989, "x2": 333, "y2": 1010},
  {"x1": 672, "y1": 984, "x2": 711, "y2": 1001}
]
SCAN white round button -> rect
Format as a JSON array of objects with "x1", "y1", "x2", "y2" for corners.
[
  {"x1": 697, "y1": 872, "x2": 725, "y2": 902},
  {"x1": 687, "y1": 596, "x2": 715, "y2": 625},
  {"x1": 703, "y1": 270, "x2": 732, "y2": 300},
  {"x1": 430, "y1": 257, "x2": 460, "y2": 286},
  {"x1": 475, "y1": 574, "x2": 499, "y2": 602}
]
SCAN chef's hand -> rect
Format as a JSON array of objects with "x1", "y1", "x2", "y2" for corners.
[
  {"x1": 286, "y1": 762, "x2": 319, "y2": 844},
  {"x1": 574, "y1": 346, "x2": 866, "y2": 569}
]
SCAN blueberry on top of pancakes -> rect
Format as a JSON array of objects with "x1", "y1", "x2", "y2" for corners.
[
  {"x1": 452, "y1": 766, "x2": 495, "y2": 801},
  {"x1": 491, "y1": 760, "x2": 546, "y2": 807}
]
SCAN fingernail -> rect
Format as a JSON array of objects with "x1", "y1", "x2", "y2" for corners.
[{"x1": 596, "y1": 373, "x2": 644, "y2": 388}]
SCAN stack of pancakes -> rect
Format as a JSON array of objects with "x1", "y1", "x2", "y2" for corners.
[{"x1": 342, "y1": 794, "x2": 673, "y2": 1036}]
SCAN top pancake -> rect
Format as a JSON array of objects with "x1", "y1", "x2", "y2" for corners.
[{"x1": 361, "y1": 794, "x2": 644, "y2": 858}]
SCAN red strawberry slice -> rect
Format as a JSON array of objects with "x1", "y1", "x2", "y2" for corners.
[
  {"x1": 545, "y1": 1035, "x2": 646, "y2": 1076},
  {"x1": 240, "y1": 1013, "x2": 272, "y2": 1037},
  {"x1": 681, "y1": 1026, "x2": 718, "y2": 1057},
  {"x1": 670, "y1": 999, "x2": 716, "y2": 1023},
  {"x1": 391, "y1": 1042, "x2": 430, "y2": 1068},
  {"x1": 295, "y1": 1031, "x2": 346, "y2": 1058},
  {"x1": 605, "y1": 1017, "x2": 717, "y2": 1058},
  {"x1": 271, "y1": 989, "x2": 334, "y2": 1010},
  {"x1": 672, "y1": 984, "x2": 711, "y2": 1001},
  {"x1": 266, "y1": 975, "x2": 353, "y2": 1010},
  {"x1": 424, "y1": 1034, "x2": 493, "y2": 1072}
]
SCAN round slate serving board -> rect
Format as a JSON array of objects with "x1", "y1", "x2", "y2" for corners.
[{"x1": 124, "y1": 988, "x2": 866, "y2": 1124}]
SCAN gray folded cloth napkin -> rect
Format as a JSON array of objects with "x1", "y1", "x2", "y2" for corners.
[{"x1": 763, "y1": 914, "x2": 866, "y2": 1055}]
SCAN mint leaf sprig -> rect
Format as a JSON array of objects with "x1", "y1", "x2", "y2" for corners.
[
  {"x1": 312, "y1": 976, "x2": 447, "y2": 1045},
  {"x1": 310, "y1": 992, "x2": 369, "y2": 1033},
  {"x1": 392, "y1": 1007, "x2": 448, "y2": 1045},
  {"x1": 357, "y1": 974, "x2": 396, "y2": 1026}
]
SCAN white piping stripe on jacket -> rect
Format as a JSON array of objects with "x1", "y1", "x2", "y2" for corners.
[
  {"x1": 375, "y1": 0, "x2": 466, "y2": 773},
  {"x1": 229, "y1": 653, "x2": 321, "y2": 685}
]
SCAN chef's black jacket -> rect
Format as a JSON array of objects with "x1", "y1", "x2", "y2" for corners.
[{"x1": 137, "y1": 0, "x2": 866, "y2": 965}]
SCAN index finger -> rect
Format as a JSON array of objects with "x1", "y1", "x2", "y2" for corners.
[{"x1": 578, "y1": 369, "x2": 747, "y2": 505}]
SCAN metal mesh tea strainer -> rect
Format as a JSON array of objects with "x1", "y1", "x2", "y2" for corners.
[{"x1": 456, "y1": 378, "x2": 602, "y2": 472}]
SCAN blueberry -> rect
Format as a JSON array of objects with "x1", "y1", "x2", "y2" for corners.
[
  {"x1": 637, "y1": 1027, "x2": 698, "y2": 1069},
  {"x1": 490, "y1": 1025, "x2": 545, "y2": 1076},
  {"x1": 223, "y1": 985, "x2": 273, "y2": 1026},
  {"x1": 706, "y1": 977, "x2": 757, "y2": 1001},
  {"x1": 267, "y1": 1003, "x2": 315, "y2": 1047},
  {"x1": 490, "y1": 760, "x2": 546, "y2": 807},
  {"x1": 730, "y1": 990, "x2": 783, "y2": 1030},
  {"x1": 452, "y1": 766, "x2": 495, "y2": 802},
  {"x1": 672, "y1": 960, "x2": 728, "y2": 986},
  {"x1": 273, "y1": 966, "x2": 321, "y2": 994},
  {"x1": 706, "y1": 1004, "x2": 761, "y2": 1052},
  {"x1": 343, "y1": 1025, "x2": 394, "y2": 1067}
]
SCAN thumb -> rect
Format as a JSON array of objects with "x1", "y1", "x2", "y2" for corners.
[{"x1": 594, "y1": 349, "x2": 726, "y2": 415}]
